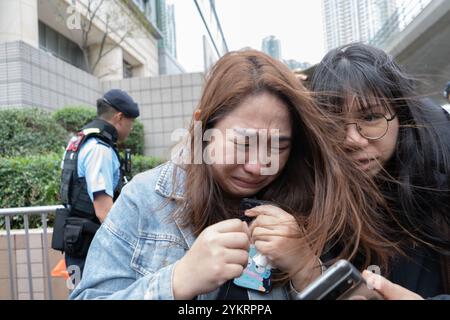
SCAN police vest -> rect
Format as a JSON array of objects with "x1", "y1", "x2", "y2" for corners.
[{"x1": 60, "y1": 119, "x2": 124, "y2": 223}]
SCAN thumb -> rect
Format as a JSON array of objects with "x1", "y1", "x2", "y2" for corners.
[
  {"x1": 362, "y1": 270, "x2": 423, "y2": 300},
  {"x1": 242, "y1": 220, "x2": 251, "y2": 238}
]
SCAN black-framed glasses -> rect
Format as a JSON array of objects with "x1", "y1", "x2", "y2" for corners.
[{"x1": 345, "y1": 113, "x2": 397, "y2": 140}]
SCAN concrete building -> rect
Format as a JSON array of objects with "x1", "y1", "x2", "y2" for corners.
[
  {"x1": 11, "y1": 0, "x2": 162, "y2": 80},
  {"x1": 262, "y1": 35, "x2": 281, "y2": 60},
  {"x1": 0, "y1": 0, "x2": 204, "y2": 159},
  {"x1": 322, "y1": 0, "x2": 397, "y2": 51},
  {"x1": 156, "y1": 0, "x2": 184, "y2": 75}
]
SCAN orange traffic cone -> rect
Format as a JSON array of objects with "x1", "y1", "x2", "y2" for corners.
[{"x1": 51, "y1": 258, "x2": 69, "y2": 280}]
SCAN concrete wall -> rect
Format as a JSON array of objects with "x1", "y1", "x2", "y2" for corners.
[
  {"x1": 102, "y1": 73, "x2": 204, "y2": 158},
  {"x1": 0, "y1": 229, "x2": 69, "y2": 300},
  {"x1": 0, "y1": 0, "x2": 39, "y2": 48},
  {"x1": 0, "y1": 41, "x2": 100, "y2": 111},
  {"x1": 0, "y1": 41, "x2": 205, "y2": 159}
]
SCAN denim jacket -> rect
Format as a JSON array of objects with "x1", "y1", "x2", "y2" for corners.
[{"x1": 70, "y1": 161, "x2": 290, "y2": 300}]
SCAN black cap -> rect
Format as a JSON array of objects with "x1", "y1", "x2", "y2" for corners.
[{"x1": 102, "y1": 89, "x2": 140, "y2": 118}]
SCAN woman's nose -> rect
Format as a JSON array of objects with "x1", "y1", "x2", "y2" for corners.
[
  {"x1": 345, "y1": 124, "x2": 369, "y2": 149},
  {"x1": 243, "y1": 162, "x2": 263, "y2": 175}
]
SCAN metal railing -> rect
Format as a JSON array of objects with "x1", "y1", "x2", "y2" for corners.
[
  {"x1": 0, "y1": 205, "x2": 64, "y2": 300},
  {"x1": 369, "y1": 0, "x2": 432, "y2": 49}
]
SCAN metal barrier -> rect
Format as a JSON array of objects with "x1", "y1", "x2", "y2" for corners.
[{"x1": 0, "y1": 205, "x2": 64, "y2": 300}]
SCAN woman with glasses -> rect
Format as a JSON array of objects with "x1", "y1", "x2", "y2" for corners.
[{"x1": 310, "y1": 43, "x2": 450, "y2": 299}]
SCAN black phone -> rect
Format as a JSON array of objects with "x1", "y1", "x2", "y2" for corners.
[
  {"x1": 239, "y1": 198, "x2": 273, "y2": 223},
  {"x1": 296, "y1": 259, "x2": 384, "y2": 300}
]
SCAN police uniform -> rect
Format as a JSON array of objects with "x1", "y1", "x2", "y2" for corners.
[{"x1": 52, "y1": 89, "x2": 139, "y2": 278}]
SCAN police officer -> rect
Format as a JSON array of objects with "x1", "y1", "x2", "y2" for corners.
[{"x1": 52, "y1": 89, "x2": 139, "y2": 280}]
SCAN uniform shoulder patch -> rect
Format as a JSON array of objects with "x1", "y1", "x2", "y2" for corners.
[{"x1": 82, "y1": 128, "x2": 101, "y2": 135}]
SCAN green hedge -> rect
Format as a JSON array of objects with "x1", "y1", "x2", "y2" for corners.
[
  {"x1": 0, "y1": 108, "x2": 68, "y2": 157},
  {"x1": 0, "y1": 107, "x2": 163, "y2": 229},
  {"x1": 120, "y1": 120, "x2": 144, "y2": 155},
  {"x1": 0, "y1": 152, "x2": 164, "y2": 229},
  {"x1": 52, "y1": 106, "x2": 97, "y2": 134},
  {"x1": 0, "y1": 153, "x2": 61, "y2": 229},
  {"x1": 131, "y1": 155, "x2": 165, "y2": 177}
]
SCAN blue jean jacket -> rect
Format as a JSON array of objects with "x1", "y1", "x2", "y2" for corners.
[{"x1": 69, "y1": 162, "x2": 290, "y2": 300}]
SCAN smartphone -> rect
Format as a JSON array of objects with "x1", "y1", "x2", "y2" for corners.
[
  {"x1": 233, "y1": 198, "x2": 274, "y2": 293},
  {"x1": 238, "y1": 198, "x2": 273, "y2": 223},
  {"x1": 296, "y1": 259, "x2": 384, "y2": 300}
]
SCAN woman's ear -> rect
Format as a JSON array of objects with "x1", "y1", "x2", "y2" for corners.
[{"x1": 194, "y1": 109, "x2": 202, "y2": 121}]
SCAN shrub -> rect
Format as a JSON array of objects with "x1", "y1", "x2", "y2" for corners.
[
  {"x1": 1, "y1": 107, "x2": 159, "y2": 229},
  {"x1": 52, "y1": 105, "x2": 96, "y2": 134},
  {"x1": 0, "y1": 108, "x2": 67, "y2": 157},
  {"x1": 131, "y1": 155, "x2": 165, "y2": 177},
  {"x1": 120, "y1": 119, "x2": 145, "y2": 155},
  {"x1": 0, "y1": 153, "x2": 61, "y2": 229},
  {"x1": 0, "y1": 152, "x2": 164, "y2": 229}
]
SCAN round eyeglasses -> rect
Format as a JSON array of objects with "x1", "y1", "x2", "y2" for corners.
[{"x1": 345, "y1": 113, "x2": 397, "y2": 140}]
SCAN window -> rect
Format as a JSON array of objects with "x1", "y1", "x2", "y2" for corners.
[
  {"x1": 123, "y1": 60, "x2": 133, "y2": 78},
  {"x1": 38, "y1": 21, "x2": 88, "y2": 72}
]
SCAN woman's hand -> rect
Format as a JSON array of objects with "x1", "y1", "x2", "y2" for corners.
[
  {"x1": 173, "y1": 219, "x2": 250, "y2": 299},
  {"x1": 246, "y1": 205, "x2": 321, "y2": 291},
  {"x1": 361, "y1": 270, "x2": 424, "y2": 300}
]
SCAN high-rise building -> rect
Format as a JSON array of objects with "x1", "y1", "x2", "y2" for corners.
[
  {"x1": 156, "y1": 0, "x2": 177, "y2": 58},
  {"x1": 322, "y1": 0, "x2": 397, "y2": 51},
  {"x1": 262, "y1": 35, "x2": 281, "y2": 60},
  {"x1": 156, "y1": 0, "x2": 184, "y2": 74}
]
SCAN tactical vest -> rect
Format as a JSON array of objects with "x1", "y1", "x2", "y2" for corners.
[{"x1": 52, "y1": 119, "x2": 124, "y2": 257}]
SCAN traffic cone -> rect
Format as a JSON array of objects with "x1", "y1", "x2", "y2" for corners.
[{"x1": 51, "y1": 258, "x2": 69, "y2": 280}]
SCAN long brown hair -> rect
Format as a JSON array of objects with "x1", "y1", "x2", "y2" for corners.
[{"x1": 173, "y1": 50, "x2": 400, "y2": 276}]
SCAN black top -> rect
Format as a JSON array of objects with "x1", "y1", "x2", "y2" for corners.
[{"x1": 388, "y1": 245, "x2": 445, "y2": 298}]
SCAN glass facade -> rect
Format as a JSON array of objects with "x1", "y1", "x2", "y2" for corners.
[{"x1": 156, "y1": 0, "x2": 177, "y2": 58}]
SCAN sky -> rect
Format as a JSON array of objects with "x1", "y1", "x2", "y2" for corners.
[{"x1": 170, "y1": 0, "x2": 325, "y2": 73}]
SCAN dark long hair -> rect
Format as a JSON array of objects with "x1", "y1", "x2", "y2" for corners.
[
  {"x1": 311, "y1": 43, "x2": 450, "y2": 254},
  {"x1": 174, "y1": 50, "x2": 402, "y2": 280}
]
